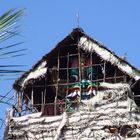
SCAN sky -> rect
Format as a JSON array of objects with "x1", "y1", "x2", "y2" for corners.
[{"x1": 0, "y1": 0, "x2": 140, "y2": 137}]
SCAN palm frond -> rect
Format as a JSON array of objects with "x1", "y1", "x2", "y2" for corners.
[
  {"x1": 0, "y1": 54, "x2": 26, "y2": 59},
  {"x1": 0, "y1": 42, "x2": 24, "y2": 50},
  {"x1": 0, "y1": 65, "x2": 25, "y2": 67},
  {"x1": 0, "y1": 9, "x2": 25, "y2": 79},
  {"x1": 0, "y1": 48, "x2": 27, "y2": 56},
  {"x1": 0, "y1": 9, "x2": 23, "y2": 33},
  {"x1": 0, "y1": 70, "x2": 24, "y2": 73}
]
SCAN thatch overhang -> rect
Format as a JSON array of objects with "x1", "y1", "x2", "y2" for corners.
[{"x1": 13, "y1": 28, "x2": 140, "y2": 92}]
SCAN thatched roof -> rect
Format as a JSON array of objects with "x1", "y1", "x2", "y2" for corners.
[
  {"x1": 13, "y1": 28, "x2": 140, "y2": 92},
  {"x1": 6, "y1": 83, "x2": 140, "y2": 139}
]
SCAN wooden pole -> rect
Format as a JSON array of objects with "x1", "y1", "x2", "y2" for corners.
[
  {"x1": 103, "y1": 62, "x2": 106, "y2": 82},
  {"x1": 18, "y1": 92, "x2": 22, "y2": 116},
  {"x1": 114, "y1": 68, "x2": 117, "y2": 83},
  {"x1": 13, "y1": 91, "x2": 17, "y2": 117},
  {"x1": 123, "y1": 74, "x2": 127, "y2": 82},
  {"x1": 31, "y1": 86, "x2": 34, "y2": 108},
  {"x1": 90, "y1": 53, "x2": 93, "y2": 98},
  {"x1": 66, "y1": 52, "x2": 70, "y2": 111},
  {"x1": 54, "y1": 50, "x2": 60, "y2": 115},
  {"x1": 44, "y1": 76, "x2": 47, "y2": 113},
  {"x1": 41, "y1": 91, "x2": 44, "y2": 113},
  {"x1": 78, "y1": 43, "x2": 82, "y2": 102}
]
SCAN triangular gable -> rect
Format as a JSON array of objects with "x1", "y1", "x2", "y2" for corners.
[{"x1": 13, "y1": 28, "x2": 140, "y2": 91}]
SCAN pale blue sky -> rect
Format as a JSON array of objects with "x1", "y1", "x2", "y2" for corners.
[{"x1": 1, "y1": 0, "x2": 140, "y2": 137}]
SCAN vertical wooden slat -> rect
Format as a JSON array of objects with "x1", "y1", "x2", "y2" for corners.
[
  {"x1": 103, "y1": 62, "x2": 106, "y2": 82},
  {"x1": 54, "y1": 50, "x2": 60, "y2": 115},
  {"x1": 66, "y1": 52, "x2": 70, "y2": 111},
  {"x1": 123, "y1": 74, "x2": 127, "y2": 82},
  {"x1": 44, "y1": 87, "x2": 46, "y2": 110},
  {"x1": 78, "y1": 43, "x2": 82, "y2": 102},
  {"x1": 31, "y1": 86, "x2": 34, "y2": 106},
  {"x1": 90, "y1": 52, "x2": 93, "y2": 98},
  {"x1": 41, "y1": 91, "x2": 44, "y2": 113},
  {"x1": 43, "y1": 74, "x2": 47, "y2": 114},
  {"x1": 114, "y1": 68, "x2": 117, "y2": 83}
]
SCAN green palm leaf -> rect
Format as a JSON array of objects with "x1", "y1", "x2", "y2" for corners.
[{"x1": 0, "y1": 9, "x2": 25, "y2": 79}]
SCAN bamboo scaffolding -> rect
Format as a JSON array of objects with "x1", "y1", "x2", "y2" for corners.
[
  {"x1": 49, "y1": 63, "x2": 104, "y2": 70},
  {"x1": 25, "y1": 76, "x2": 125, "y2": 88},
  {"x1": 14, "y1": 49, "x2": 134, "y2": 117}
]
